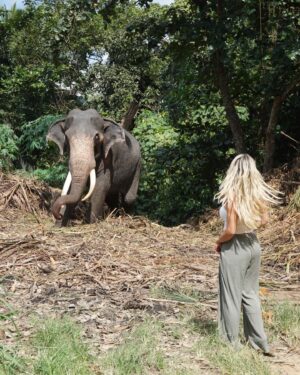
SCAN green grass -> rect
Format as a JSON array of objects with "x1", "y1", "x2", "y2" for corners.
[
  {"x1": 150, "y1": 285, "x2": 216, "y2": 304},
  {"x1": 0, "y1": 298, "x2": 21, "y2": 338},
  {"x1": 32, "y1": 317, "x2": 96, "y2": 375},
  {"x1": 0, "y1": 345, "x2": 27, "y2": 375},
  {"x1": 265, "y1": 301, "x2": 300, "y2": 346},
  {"x1": 1, "y1": 294, "x2": 299, "y2": 375},
  {"x1": 189, "y1": 319, "x2": 272, "y2": 375},
  {"x1": 196, "y1": 335, "x2": 272, "y2": 375},
  {"x1": 0, "y1": 316, "x2": 100, "y2": 375},
  {"x1": 102, "y1": 319, "x2": 165, "y2": 375}
]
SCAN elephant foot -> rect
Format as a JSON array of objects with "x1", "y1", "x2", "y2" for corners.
[
  {"x1": 89, "y1": 214, "x2": 98, "y2": 224},
  {"x1": 55, "y1": 219, "x2": 63, "y2": 228},
  {"x1": 54, "y1": 218, "x2": 71, "y2": 227}
]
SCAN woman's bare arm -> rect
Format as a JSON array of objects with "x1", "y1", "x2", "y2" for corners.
[
  {"x1": 216, "y1": 204, "x2": 237, "y2": 245},
  {"x1": 260, "y1": 209, "x2": 269, "y2": 226}
]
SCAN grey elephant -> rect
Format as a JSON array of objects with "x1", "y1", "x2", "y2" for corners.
[{"x1": 47, "y1": 108, "x2": 141, "y2": 226}]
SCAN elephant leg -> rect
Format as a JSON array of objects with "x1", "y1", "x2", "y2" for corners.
[
  {"x1": 89, "y1": 180, "x2": 110, "y2": 223},
  {"x1": 124, "y1": 161, "x2": 141, "y2": 208}
]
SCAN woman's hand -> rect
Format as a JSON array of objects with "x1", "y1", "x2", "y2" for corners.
[{"x1": 215, "y1": 243, "x2": 221, "y2": 253}]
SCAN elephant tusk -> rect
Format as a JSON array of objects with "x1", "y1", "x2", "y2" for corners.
[
  {"x1": 61, "y1": 171, "x2": 72, "y2": 196},
  {"x1": 81, "y1": 169, "x2": 96, "y2": 202}
]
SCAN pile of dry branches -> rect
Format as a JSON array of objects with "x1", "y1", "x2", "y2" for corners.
[
  {"x1": 0, "y1": 172, "x2": 53, "y2": 216},
  {"x1": 260, "y1": 209, "x2": 299, "y2": 279},
  {"x1": 0, "y1": 164, "x2": 298, "y2": 282}
]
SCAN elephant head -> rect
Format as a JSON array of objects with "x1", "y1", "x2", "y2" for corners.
[{"x1": 47, "y1": 108, "x2": 125, "y2": 220}]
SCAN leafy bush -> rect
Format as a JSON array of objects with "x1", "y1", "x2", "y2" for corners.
[
  {"x1": 19, "y1": 115, "x2": 63, "y2": 166},
  {"x1": 19, "y1": 115, "x2": 67, "y2": 187},
  {"x1": 133, "y1": 110, "x2": 232, "y2": 225},
  {"x1": 0, "y1": 124, "x2": 19, "y2": 171},
  {"x1": 33, "y1": 164, "x2": 68, "y2": 187}
]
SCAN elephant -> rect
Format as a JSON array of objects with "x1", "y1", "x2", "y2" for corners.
[{"x1": 46, "y1": 108, "x2": 141, "y2": 226}]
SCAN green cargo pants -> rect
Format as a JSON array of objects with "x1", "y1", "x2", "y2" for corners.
[{"x1": 218, "y1": 233, "x2": 269, "y2": 352}]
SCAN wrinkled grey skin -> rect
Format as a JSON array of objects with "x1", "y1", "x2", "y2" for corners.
[{"x1": 47, "y1": 108, "x2": 141, "y2": 226}]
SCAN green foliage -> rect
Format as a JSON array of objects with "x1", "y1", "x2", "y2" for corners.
[
  {"x1": 164, "y1": 0, "x2": 300, "y2": 166},
  {"x1": 133, "y1": 110, "x2": 231, "y2": 225},
  {"x1": 19, "y1": 114, "x2": 68, "y2": 187},
  {"x1": 82, "y1": 3, "x2": 168, "y2": 120},
  {"x1": 33, "y1": 164, "x2": 68, "y2": 187},
  {"x1": 0, "y1": 0, "x2": 299, "y2": 220},
  {"x1": 19, "y1": 114, "x2": 62, "y2": 166},
  {"x1": 0, "y1": 124, "x2": 18, "y2": 171}
]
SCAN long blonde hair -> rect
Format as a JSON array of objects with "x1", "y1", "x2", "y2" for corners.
[{"x1": 215, "y1": 154, "x2": 282, "y2": 229}]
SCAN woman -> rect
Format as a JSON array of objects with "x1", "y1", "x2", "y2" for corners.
[{"x1": 214, "y1": 154, "x2": 281, "y2": 354}]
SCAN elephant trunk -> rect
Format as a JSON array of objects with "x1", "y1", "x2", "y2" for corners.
[
  {"x1": 52, "y1": 137, "x2": 96, "y2": 219},
  {"x1": 52, "y1": 184, "x2": 83, "y2": 220}
]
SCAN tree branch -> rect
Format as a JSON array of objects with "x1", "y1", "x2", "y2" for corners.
[{"x1": 120, "y1": 99, "x2": 140, "y2": 131}]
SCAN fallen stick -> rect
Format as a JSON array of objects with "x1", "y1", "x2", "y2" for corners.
[
  {"x1": 184, "y1": 264, "x2": 207, "y2": 272},
  {"x1": 281, "y1": 180, "x2": 300, "y2": 185},
  {"x1": 2, "y1": 184, "x2": 19, "y2": 209},
  {"x1": 146, "y1": 297, "x2": 218, "y2": 310},
  {"x1": 280, "y1": 131, "x2": 299, "y2": 144}
]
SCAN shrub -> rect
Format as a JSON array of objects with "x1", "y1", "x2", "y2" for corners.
[
  {"x1": 0, "y1": 124, "x2": 19, "y2": 171},
  {"x1": 133, "y1": 110, "x2": 230, "y2": 225},
  {"x1": 19, "y1": 114, "x2": 67, "y2": 187},
  {"x1": 19, "y1": 114, "x2": 63, "y2": 167}
]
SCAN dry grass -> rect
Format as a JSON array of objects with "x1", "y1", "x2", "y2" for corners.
[{"x1": 0, "y1": 168, "x2": 299, "y2": 374}]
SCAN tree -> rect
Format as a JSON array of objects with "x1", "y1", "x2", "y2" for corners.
[{"x1": 163, "y1": 0, "x2": 300, "y2": 170}]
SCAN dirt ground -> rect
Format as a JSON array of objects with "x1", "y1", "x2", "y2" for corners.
[
  {"x1": 0, "y1": 200, "x2": 299, "y2": 374},
  {"x1": 0, "y1": 167, "x2": 299, "y2": 374}
]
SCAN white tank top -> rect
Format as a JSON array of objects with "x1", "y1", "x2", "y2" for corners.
[{"x1": 219, "y1": 206, "x2": 253, "y2": 234}]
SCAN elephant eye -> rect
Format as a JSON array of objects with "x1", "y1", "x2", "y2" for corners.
[{"x1": 94, "y1": 133, "x2": 100, "y2": 141}]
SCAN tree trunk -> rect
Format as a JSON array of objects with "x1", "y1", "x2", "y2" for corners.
[
  {"x1": 214, "y1": 0, "x2": 245, "y2": 154},
  {"x1": 120, "y1": 99, "x2": 140, "y2": 131},
  {"x1": 263, "y1": 97, "x2": 282, "y2": 172},
  {"x1": 263, "y1": 77, "x2": 300, "y2": 172},
  {"x1": 214, "y1": 52, "x2": 245, "y2": 154}
]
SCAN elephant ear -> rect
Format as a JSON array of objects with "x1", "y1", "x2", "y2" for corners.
[
  {"x1": 46, "y1": 119, "x2": 66, "y2": 155},
  {"x1": 103, "y1": 120, "x2": 125, "y2": 158}
]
